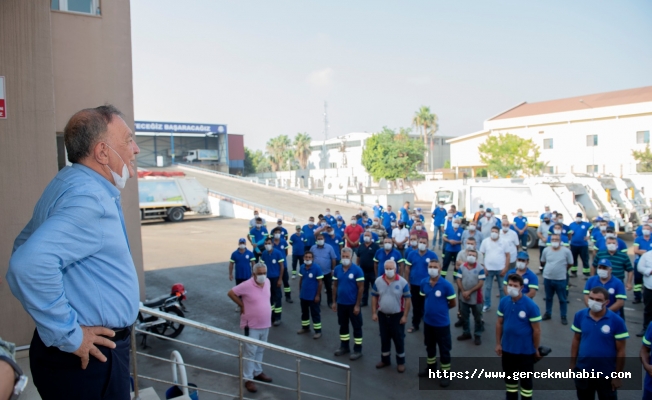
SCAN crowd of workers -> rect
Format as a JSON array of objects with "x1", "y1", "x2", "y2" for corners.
[{"x1": 228, "y1": 200, "x2": 652, "y2": 399}]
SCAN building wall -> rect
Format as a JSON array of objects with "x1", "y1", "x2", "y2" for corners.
[{"x1": 0, "y1": 0, "x2": 145, "y2": 346}]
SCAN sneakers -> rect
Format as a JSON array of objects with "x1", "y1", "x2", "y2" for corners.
[
  {"x1": 561, "y1": 317, "x2": 568, "y2": 325},
  {"x1": 440, "y1": 376, "x2": 451, "y2": 388},
  {"x1": 349, "y1": 352, "x2": 363, "y2": 361},
  {"x1": 482, "y1": 306, "x2": 490, "y2": 313},
  {"x1": 285, "y1": 297, "x2": 293, "y2": 303},
  {"x1": 297, "y1": 328, "x2": 310, "y2": 334},
  {"x1": 313, "y1": 332, "x2": 322, "y2": 339},
  {"x1": 457, "y1": 333, "x2": 472, "y2": 341},
  {"x1": 454, "y1": 319, "x2": 463, "y2": 328},
  {"x1": 334, "y1": 347, "x2": 350, "y2": 356},
  {"x1": 542, "y1": 314, "x2": 551, "y2": 321},
  {"x1": 474, "y1": 336, "x2": 482, "y2": 345}
]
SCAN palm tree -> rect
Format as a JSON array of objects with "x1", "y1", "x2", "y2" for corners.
[
  {"x1": 266, "y1": 135, "x2": 292, "y2": 171},
  {"x1": 412, "y1": 106, "x2": 436, "y2": 171},
  {"x1": 293, "y1": 132, "x2": 312, "y2": 169}
]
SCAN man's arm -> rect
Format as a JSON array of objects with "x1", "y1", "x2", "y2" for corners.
[
  {"x1": 354, "y1": 281, "x2": 364, "y2": 315},
  {"x1": 371, "y1": 293, "x2": 379, "y2": 322},
  {"x1": 641, "y1": 342, "x2": 652, "y2": 377},
  {"x1": 570, "y1": 333, "x2": 581, "y2": 369},
  {"x1": 532, "y1": 322, "x2": 541, "y2": 355},
  {"x1": 228, "y1": 289, "x2": 244, "y2": 311},
  {"x1": 401, "y1": 297, "x2": 411, "y2": 324},
  {"x1": 332, "y1": 279, "x2": 339, "y2": 310},
  {"x1": 609, "y1": 299, "x2": 625, "y2": 312},
  {"x1": 316, "y1": 278, "x2": 323, "y2": 303},
  {"x1": 612, "y1": 340, "x2": 626, "y2": 390},
  {"x1": 228, "y1": 261, "x2": 234, "y2": 281},
  {"x1": 495, "y1": 316, "x2": 504, "y2": 356}
]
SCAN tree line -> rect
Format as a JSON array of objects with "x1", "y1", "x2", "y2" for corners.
[{"x1": 244, "y1": 133, "x2": 312, "y2": 174}]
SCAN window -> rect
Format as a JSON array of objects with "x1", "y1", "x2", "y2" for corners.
[
  {"x1": 586, "y1": 135, "x2": 598, "y2": 147},
  {"x1": 637, "y1": 131, "x2": 650, "y2": 144},
  {"x1": 329, "y1": 162, "x2": 337, "y2": 168},
  {"x1": 586, "y1": 165, "x2": 599, "y2": 173},
  {"x1": 436, "y1": 190, "x2": 454, "y2": 204},
  {"x1": 544, "y1": 166, "x2": 554, "y2": 174},
  {"x1": 52, "y1": 0, "x2": 101, "y2": 15},
  {"x1": 543, "y1": 139, "x2": 553, "y2": 149}
]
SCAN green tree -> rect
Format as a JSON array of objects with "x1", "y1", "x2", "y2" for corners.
[
  {"x1": 478, "y1": 133, "x2": 546, "y2": 178},
  {"x1": 632, "y1": 145, "x2": 652, "y2": 172},
  {"x1": 362, "y1": 127, "x2": 426, "y2": 180},
  {"x1": 293, "y1": 132, "x2": 312, "y2": 169},
  {"x1": 266, "y1": 135, "x2": 292, "y2": 171},
  {"x1": 443, "y1": 160, "x2": 451, "y2": 169},
  {"x1": 244, "y1": 147, "x2": 271, "y2": 174},
  {"x1": 412, "y1": 106, "x2": 438, "y2": 170}
]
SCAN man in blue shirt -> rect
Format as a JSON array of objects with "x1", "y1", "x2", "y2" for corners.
[
  {"x1": 274, "y1": 219, "x2": 289, "y2": 240},
  {"x1": 357, "y1": 232, "x2": 381, "y2": 307},
  {"x1": 381, "y1": 205, "x2": 397, "y2": 237},
  {"x1": 583, "y1": 259, "x2": 626, "y2": 319},
  {"x1": 324, "y1": 225, "x2": 343, "y2": 264},
  {"x1": 512, "y1": 209, "x2": 529, "y2": 252},
  {"x1": 259, "y1": 238, "x2": 286, "y2": 326},
  {"x1": 230, "y1": 238, "x2": 256, "y2": 284},
  {"x1": 288, "y1": 225, "x2": 305, "y2": 279},
  {"x1": 502, "y1": 252, "x2": 538, "y2": 299},
  {"x1": 7, "y1": 106, "x2": 140, "y2": 398},
  {"x1": 372, "y1": 200, "x2": 383, "y2": 219},
  {"x1": 297, "y1": 252, "x2": 324, "y2": 339},
  {"x1": 302, "y1": 218, "x2": 317, "y2": 253},
  {"x1": 568, "y1": 212, "x2": 591, "y2": 278},
  {"x1": 249, "y1": 217, "x2": 269, "y2": 255},
  {"x1": 571, "y1": 286, "x2": 629, "y2": 398},
  {"x1": 374, "y1": 238, "x2": 404, "y2": 277},
  {"x1": 324, "y1": 208, "x2": 336, "y2": 226},
  {"x1": 417, "y1": 259, "x2": 456, "y2": 387},
  {"x1": 405, "y1": 237, "x2": 438, "y2": 333},
  {"x1": 633, "y1": 223, "x2": 652, "y2": 304},
  {"x1": 310, "y1": 233, "x2": 338, "y2": 308},
  {"x1": 496, "y1": 274, "x2": 542, "y2": 400},
  {"x1": 442, "y1": 218, "x2": 464, "y2": 278},
  {"x1": 432, "y1": 201, "x2": 447, "y2": 250},
  {"x1": 332, "y1": 249, "x2": 365, "y2": 360},
  {"x1": 271, "y1": 227, "x2": 292, "y2": 303},
  {"x1": 399, "y1": 201, "x2": 411, "y2": 225},
  {"x1": 334, "y1": 216, "x2": 346, "y2": 238}
]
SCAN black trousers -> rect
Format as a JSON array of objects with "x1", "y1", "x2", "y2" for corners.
[
  {"x1": 292, "y1": 255, "x2": 304, "y2": 274},
  {"x1": 337, "y1": 304, "x2": 363, "y2": 352},
  {"x1": 300, "y1": 299, "x2": 321, "y2": 332},
  {"x1": 282, "y1": 267, "x2": 291, "y2": 298},
  {"x1": 361, "y1": 270, "x2": 375, "y2": 306},
  {"x1": 644, "y1": 287, "x2": 652, "y2": 330},
  {"x1": 30, "y1": 328, "x2": 131, "y2": 400},
  {"x1": 571, "y1": 245, "x2": 590, "y2": 276},
  {"x1": 502, "y1": 351, "x2": 534, "y2": 400},
  {"x1": 441, "y1": 251, "x2": 459, "y2": 278},
  {"x1": 423, "y1": 323, "x2": 451, "y2": 370},
  {"x1": 269, "y1": 278, "x2": 282, "y2": 321},
  {"x1": 378, "y1": 312, "x2": 405, "y2": 365},
  {"x1": 323, "y1": 273, "x2": 334, "y2": 305},
  {"x1": 574, "y1": 373, "x2": 618, "y2": 400},
  {"x1": 410, "y1": 284, "x2": 425, "y2": 329}
]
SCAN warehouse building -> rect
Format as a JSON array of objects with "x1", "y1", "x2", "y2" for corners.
[{"x1": 448, "y1": 86, "x2": 652, "y2": 177}]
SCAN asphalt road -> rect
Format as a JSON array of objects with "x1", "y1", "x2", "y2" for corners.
[{"x1": 137, "y1": 217, "x2": 646, "y2": 400}]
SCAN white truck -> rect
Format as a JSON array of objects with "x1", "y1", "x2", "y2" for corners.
[
  {"x1": 183, "y1": 149, "x2": 219, "y2": 163},
  {"x1": 139, "y1": 177, "x2": 212, "y2": 222}
]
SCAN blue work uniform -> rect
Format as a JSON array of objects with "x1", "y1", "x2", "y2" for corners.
[
  {"x1": 324, "y1": 215, "x2": 336, "y2": 226},
  {"x1": 497, "y1": 295, "x2": 542, "y2": 354},
  {"x1": 333, "y1": 264, "x2": 365, "y2": 305},
  {"x1": 502, "y1": 269, "x2": 539, "y2": 294},
  {"x1": 593, "y1": 235, "x2": 628, "y2": 252},
  {"x1": 546, "y1": 234, "x2": 570, "y2": 246},
  {"x1": 443, "y1": 226, "x2": 463, "y2": 253},
  {"x1": 583, "y1": 276, "x2": 627, "y2": 314},
  {"x1": 273, "y1": 226, "x2": 289, "y2": 240},
  {"x1": 299, "y1": 264, "x2": 324, "y2": 300},
  {"x1": 289, "y1": 233, "x2": 305, "y2": 256},
  {"x1": 259, "y1": 249, "x2": 285, "y2": 278},
  {"x1": 513, "y1": 216, "x2": 528, "y2": 232},
  {"x1": 324, "y1": 233, "x2": 343, "y2": 261},
  {"x1": 302, "y1": 224, "x2": 317, "y2": 248},
  {"x1": 548, "y1": 224, "x2": 571, "y2": 236},
  {"x1": 249, "y1": 226, "x2": 269, "y2": 254},
  {"x1": 405, "y1": 250, "x2": 438, "y2": 286},
  {"x1": 230, "y1": 249, "x2": 255, "y2": 281},
  {"x1": 571, "y1": 309, "x2": 629, "y2": 376},
  {"x1": 373, "y1": 205, "x2": 383, "y2": 219},
  {"x1": 399, "y1": 207, "x2": 410, "y2": 224},
  {"x1": 420, "y1": 277, "x2": 456, "y2": 327},
  {"x1": 568, "y1": 222, "x2": 591, "y2": 247},
  {"x1": 381, "y1": 211, "x2": 397, "y2": 232},
  {"x1": 642, "y1": 325, "x2": 652, "y2": 396},
  {"x1": 374, "y1": 248, "x2": 403, "y2": 277},
  {"x1": 272, "y1": 238, "x2": 289, "y2": 255}
]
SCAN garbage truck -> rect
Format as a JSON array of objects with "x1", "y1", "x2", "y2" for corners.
[
  {"x1": 139, "y1": 177, "x2": 211, "y2": 222},
  {"x1": 183, "y1": 149, "x2": 219, "y2": 163}
]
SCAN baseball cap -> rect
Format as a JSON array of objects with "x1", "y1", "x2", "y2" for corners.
[
  {"x1": 416, "y1": 207, "x2": 422, "y2": 212},
  {"x1": 479, "y1": 204, "x2": 484, "y2": 209},
  {"x1": 336, "y1": 215, "x2": 343, "y2": 220},
  {"x1": 517, "y1": 251, "x2": 529, "y2": 260},
  {"x1": 595, "y1": 216, "x2": 604, "y2": 222},
  {"x1": 598, "y1": 259, "x2": 612, "y2": 268},
  {"x1": 486, "y1": 207, "x2": 492, "y2": 212},
  {"x1": 543, "y1": 213, "x2": 552, "y2": 219},
  {"x1": 576, "y1": 213, "x2": 582, "y2": 217},
  {"x1": 295, "y1": 225, "x2": 302, "y2": 229},
  {"x1": 238, "y1": 238, "x2": 246, "y2": 244}
]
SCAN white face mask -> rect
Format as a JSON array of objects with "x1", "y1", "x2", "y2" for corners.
[
  {"x1": 105, "y1": 144, "x2": 129, "y2": 189},
  {"x1": 468, "y1": 225, "x2": 476, "y2": 231},
  {"x1": 428, "y1": 268, "x2": 439, "y2": 278},
  {"x1": 341, "y1": 258, "x2": 351, "y2": 266},
  {"x1": 452, "y1": 223, "x2": 460, "y2": 229},
  {"x1": 558, "y1": 219, "x2": 563, "y2": 224},
  {"x1": 490, "y1": 232, "x2": 499, "y2": 240},
  {"x1": 337, "y1": 221, "x2": 342, "y2": 226},
  {"x1": 325, "y1": 211, "x2": 330, "y2": 215},
  {"x1": 551, "y1": 241, "x2": 560, "y2": 248},
  {"x1": 447, "y1": 213, "x2": 453, "y2": 218},
  {"x1": 507, "y1": 286, "x2": 521, "y2": 298},
  {"x1": 502, "y1": 225, "x2": 509, "y2": 232},
  {"x1": 418, "y1": 243, "x2": 427, "y2": 251},
  {"x1": 410, "y1": 240, "x2": 418, "y2": 247},
  {"x1": 391, "y1": 222, "x2": 396, "y2": 227},
  {"x1": 363, "y1": 236, "x2": 371, "y2": 243},
  {"x1": 274, "y1": 234, "x2": 281, "y2": 239},
  {"x1": 265, "y1": 244, "x2": 272, "y2": 251},
  {"x1": 607, "y1": 243, "x2": 617, "y2": 251},
  {"x1": 256, "y1": 223, "x2": 262, "y2": 228},
  {"x1": 644, "y1": 229, "x2": 651, "y2": 236},
  {"x1": 486, "y1": 213, "x2": 492, "y2": 218},
  {"x1": 350, "y1": 220, "x2": 357, "y2": 225},
  {"x1": 517, "y1": 212, "x2": 523, "y2": 217},
  {"x1": 466, "y1": 244, "x2": 475, "y2": 250},
  {"x1": 316, "y1": 239, "x2": 324, "y2": 246},
  {"x1": 305, "y1": 259, "x2": 313, "y2": 265},
  {"x1": 597, "y1": 269, "x2": 608, "y2": 279},
  {"x1": 467, "y1": 255, "x2": 476, "y2": 264},
  {"x1": 516, "y1": 261, "x2": 526, "y2": 270},
  {"x1": 385, "y1": 269, "x2": 396, "y2": 279},
  {"x1": 255, "y1": 274, "x2": 266, "y2": 284},
  {"x1": 587, "y1": 299, "x2": 603, "y2": 313},
  {"x1": 416, "y1": 226, "x2": 422, "y2": 230},
  {"x1": 599, "y1": 225, "x2": 607, "y2": 232},
  {"x1": 554, "y1": 229, "x2": 562, "y2": 234},
  {"x1": 308, "y1": 220, "x2": 314, "y2": 225},
  {"x1": 576, "y1": 218, "x2": 582, "y2": 223},
  {"x1": 238, "y1": 244, "x2": 246, "y2": 250},
  {"x1": 384, "y1": 243, "x2": 393, "y2": 250}
]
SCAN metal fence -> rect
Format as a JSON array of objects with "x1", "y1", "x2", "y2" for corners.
[
  {"x1": 208, "y1": 190, "x2": 297, "y2": 222},
  {"x1": 131, "y1": 306, "x2": 351, "y2": 400}
]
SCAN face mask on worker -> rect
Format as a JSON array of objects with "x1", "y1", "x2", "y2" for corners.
[
  {"x1": 490, "y1": 232, "x2": 499, "y2": 240},
  {"x1": 415, "y1": 225, "x2": 422, "y2": 230},
  {"x1": 599, "y1": 225, "x2": 607, "y2": 232},
  {"x1": 428, "y1": 268, "x2": 439, "y2": 278},
  {"x1": 364, "y1": 236, "x2": 371, "y2": 243},
  {"x1": 451, "y1": 223, "x2": 459, "y2": 229},
  {"x1": 255, "y1": 274, "x2": 267, "y2": 284},
  {"x1": 467, "y1": 255, "x2": 476, "y2": 264},
  {"x1": 418, "y1": 243, "x2": 427, "y2": 251},
  {"x1": 447, "y1": 213, "x2": 453, "y2": 218},
  {"x1": 466, "y1": 244, "x2": 475, "y2": 250},
  {"x1": 325, "y1": 211, "x2": 330, "y2": 215},
  {"x1": 502, "y1": 226, "x2": 509, "y2": 232},
  {"x1": 239, "y1": 244, "x2": 246, "y2": 250},
  {"x1": 517, "y1": 212, "x2": 523, "y2": 217},
  {"x1": 384, "y1": 243, "x2": 393, "y2": 251},
  {"x1": 104, "y1": 145, "x2": 129, "y2": 190},
  {"x1": 597, "y1": 269, "x2": 609, "y2": 279},
  {"x1": 341, "y1": 258, "x2": 351, "y2": 266},
  {"x1": 274, "y1": 233, "x2": 280, "y2": 239},
  {"x1": 305, "y1": 259, "x2": 313, "y2": 265},
  {"x1": 576, "y1": 218, "x2": 582, "y2": 223},
  {"x1": 256, "y1": 223, "x2": 262, "y2": 228},
  {"x1": 308, "y1": 220, "x2": 314, "y2": 225},
  {"x1": 486, "y1": 213, "x2": 492, "y2": 218},
  {"x1": 551, "y1": 241, "x2": 560, "y2": 248},
  {"x1": 507, "y1": 286, "x2": 521, "y2": 298},
  {"x1": 410, "y1": 240, "x2": 418, "y2": 247},
  {"x1": 644, "y1": 229, "x2": 651, "y2": 236},
  {"x1": 587, "y1": 299, "x2": 603, "y2": 313},
  {"x1": 554, "y1": 229, "x2": 561, "y2": 235},
  {"x1": 468, "y1": 225, "x2": 476, "y2": 231},
  {"x1": 316, "y1": 239, "x2": 324, "y2": 246},
  {"x1": 385, "y1": 269, "x2": 396, "y2": 279},
  {"x1": 607, "y1": 243, "x2": 617, "y2": 251},
  {"x1": 265, "y1": 244, "x2": 272, "y2": 251},
  {"x1": 516, "y1": 261, "x2": 527, "y2": 270},
  {"x1": 350, "y1": 220, "x2": 357, "y2": 225},
  {"x1": 337, "y1": 221, "x2": 342, "y2": 226}
]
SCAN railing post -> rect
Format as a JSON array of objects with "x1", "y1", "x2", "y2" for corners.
[
  {"x1": 238, "y1": 341, "x2": 244, "y2": 400},
  {"x1": 130, "y1": 324, "x2": 140, "y2": 400},
  {"x1": 296, "y1": 359, "x2": 301, "y2": 400},
  {"x1": 346, "y1": 369, "x2": 351, "y2": 400}
]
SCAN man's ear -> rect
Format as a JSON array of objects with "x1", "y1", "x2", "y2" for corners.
[{"x1": 92, "y1": 141, "x2": 110, "y2": 165}]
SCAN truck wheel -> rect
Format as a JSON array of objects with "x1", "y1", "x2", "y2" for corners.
[
  {"x1": 526, "y1": 227, "x2": 538, "y2": 249},
  {"x1": 168, "y1": 207, "x2": 185, "y2": 222}
]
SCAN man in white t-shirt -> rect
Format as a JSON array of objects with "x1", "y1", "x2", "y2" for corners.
[
  {"x1": 499, "y1": 215, "x2": 519, "y2": 269},
  {"x1": 479, "y1": 226, "x2": 510, "y2": 312},
  {"x1": 392, "y1": 221, "x2": 410, "y2": 256}
]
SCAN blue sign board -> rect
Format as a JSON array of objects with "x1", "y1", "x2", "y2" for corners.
[{"x1": 135, "y1": 121, "x2": 227, "y2": 135}]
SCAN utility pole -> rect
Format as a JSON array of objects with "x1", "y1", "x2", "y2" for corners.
[{"x1": 322, "y1": 101, "x2": 329, "y2": 169}]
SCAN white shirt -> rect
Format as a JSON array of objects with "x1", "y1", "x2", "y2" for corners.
[
  {"x1": 638, "y1": 251, "x2": 652, "y2": 289},
  {"x1": 392, "y1": 228, "x2": 410, "y2": 244},
  {"x1": 479, "y1": 237, "x2": 508, "y2": 271},
  {"x1": 499, "y1": 229, "x2": 519, "y2": 263}
]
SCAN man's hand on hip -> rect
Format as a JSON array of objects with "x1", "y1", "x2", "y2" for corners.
[{"x1": 72, "y1": 326, "x2": 117, "y2": 370}]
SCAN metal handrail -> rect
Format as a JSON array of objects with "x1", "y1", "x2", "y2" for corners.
[
  {"x1": 208, "y1": 190, "x2": 296, "y2": 222},
  {"x1": 131, "y1": 306, "x2": 351, "y2": 400}
]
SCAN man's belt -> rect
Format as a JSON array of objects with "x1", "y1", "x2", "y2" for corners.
[{"x1": 106, "y1": 327, "x2": 131, "y2": 342}]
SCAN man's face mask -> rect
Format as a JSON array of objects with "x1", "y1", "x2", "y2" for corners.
[{"x1": 104, "y1": 144, "x2": 129, "y2": 189}]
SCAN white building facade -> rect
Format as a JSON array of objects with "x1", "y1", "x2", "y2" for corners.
[{"x1": 448, "y1": 86, "x2": 652, "y2": 177}]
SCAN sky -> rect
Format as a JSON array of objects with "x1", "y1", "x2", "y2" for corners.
[{"x1": 130, "y1": 0, "x2": 652, "y2": 151}]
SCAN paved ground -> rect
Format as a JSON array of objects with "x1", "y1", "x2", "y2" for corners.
[{"x1": 136, "y1": 217, "x2": 646, "y2": 400}]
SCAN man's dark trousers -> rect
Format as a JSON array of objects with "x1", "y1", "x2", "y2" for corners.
[{"x1": 30, "y1": 329, "x2": 131, "y2": 400}]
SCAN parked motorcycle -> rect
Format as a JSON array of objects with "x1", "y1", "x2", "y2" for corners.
[{"x1": 136, "y1": 283, "x2": 187, "y2": 347}]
